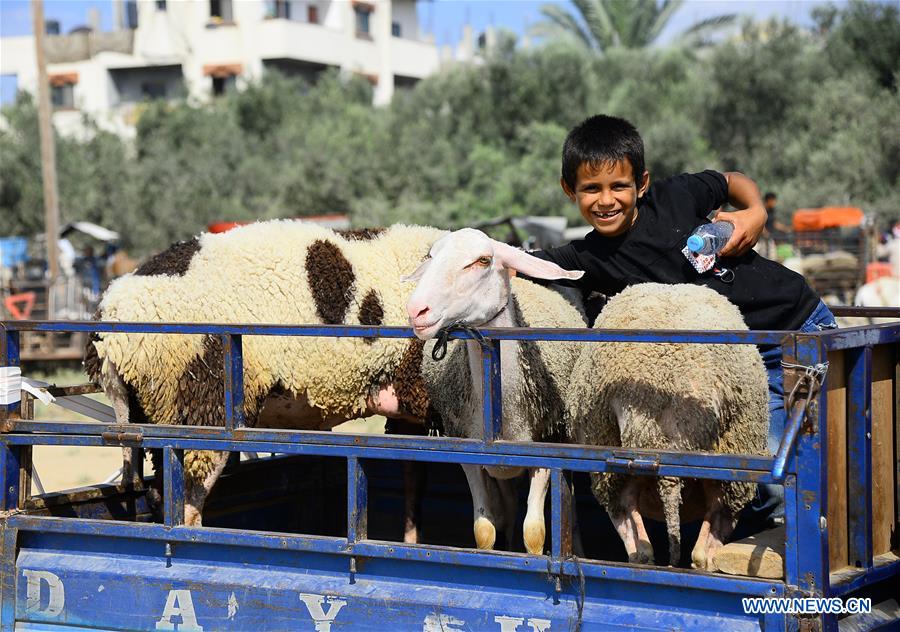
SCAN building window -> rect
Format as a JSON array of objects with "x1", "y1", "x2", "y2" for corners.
[
  {"x1": 51, "y1": 84, "x2": 74, "y2": 109},
  {"x1": 204, "y1": 64, "x2": 242, "y2": 94},
  {"x1": 265, "y1": 1, "x2": 291, "y2": 19},
  {"x1": 210, "y1": 0, "x2": 234, "y2": 22},
  {"x1": 125, "y1": 0, "x2": 138, "y2": 29},
  {"x1": 307, "y1": 5, "x2": 319, "y2": 24},
  {"x1": 49, "y1": 73, "x2": 78, "y2": 109},
  {"x1": 394, "y1": 74, "x2": 419, "y2": 90},
  {"x1": 141, "y1": 82, "x2": 167, "y2": 100},
  {"x1": 156, "y1": 0, "x2": 167, "y2": 10},
  {"x1": 211, "y1": 75, "x2": 236, "y2": 96},
  {"x1": 354, "y1": 5, "x2": 372, "y2": 37}
]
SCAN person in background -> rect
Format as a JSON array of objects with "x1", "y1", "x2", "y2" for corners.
[
  {"x1": 758, "y1": 192, "x2": 791, "y2": 259},
  {"x1": 762, "y1": 192, "x2": 791, "y2": 239}
]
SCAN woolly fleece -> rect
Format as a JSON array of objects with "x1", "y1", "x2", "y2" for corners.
[
  {"x1": 91, "y1": 221, "x2": 445, "y2": 482},
  {"x1": 422, "y1": 277, "x2": 587, "y2": 443},
  {"x1": 566, "y1": 283, "x2": 768, "y2": 519}
]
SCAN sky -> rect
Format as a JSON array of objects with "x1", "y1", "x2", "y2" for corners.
[{"x1": 0, "y1": 0, "x2": 840, "y2": 103}]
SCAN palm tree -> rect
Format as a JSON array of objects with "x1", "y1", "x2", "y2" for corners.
[{"x1": 532, "y1": 0, "x2": 737, "y2": 52}]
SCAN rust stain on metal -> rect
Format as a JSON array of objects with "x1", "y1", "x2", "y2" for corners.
[{"x1": 101, "y1": 431, "x2": 144, "y2": 446}]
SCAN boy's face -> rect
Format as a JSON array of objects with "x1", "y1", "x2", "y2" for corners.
[{"x1": 561, "y1": 160, "x2": 649, "y2": 238}]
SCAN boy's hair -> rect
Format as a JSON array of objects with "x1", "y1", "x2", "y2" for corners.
[
  {"x1": 561, "y1": 115, "x2": 645, "y2": 189},
  {"x1": 764, "y1": 192, "x2": 777, "y2": 202}
]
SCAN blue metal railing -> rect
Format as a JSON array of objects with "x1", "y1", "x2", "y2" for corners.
[{"x1": 1, "y1": 316, "x2": 899, "y2": 632}]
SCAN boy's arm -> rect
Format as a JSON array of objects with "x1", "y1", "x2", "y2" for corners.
[{"x1": 715, "y1": 172, "x2": 768, "y2": 257}]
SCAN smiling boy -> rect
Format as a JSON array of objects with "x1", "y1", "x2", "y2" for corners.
[{"x1": 530, "y1": 114, "x2": 836, "y2": 529}]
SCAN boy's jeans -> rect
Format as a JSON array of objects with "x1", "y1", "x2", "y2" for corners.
[{"x1": 743, "y1": 300, "x2": 837, "y2": 529}]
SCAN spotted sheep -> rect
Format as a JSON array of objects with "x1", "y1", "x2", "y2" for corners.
[{"x1": 85, "y1": 220, "x2": 445, "y2": 530}]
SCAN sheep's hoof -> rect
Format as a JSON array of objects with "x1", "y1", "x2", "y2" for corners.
[
  {"x1": 523, "y1": 518, "x2": 545, "y2": 555},
  {"x1": 474, "y1": 517, "x2": 496, "y2": 550},
  {"x1": 629, "y1": 541, "x2": 655, "y2": 565},
  {"x1": 404, "y1": 525, "x2": 418, "y2": 544},
  {"x1": 691, "y1": 547, "x2": 707, "y2": 570}
]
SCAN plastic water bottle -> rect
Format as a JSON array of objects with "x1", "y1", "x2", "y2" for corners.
[{"x1": 686, "y1": 222, "x2": 734, "y2": 255}]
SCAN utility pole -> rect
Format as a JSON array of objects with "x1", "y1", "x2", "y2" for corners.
[{"x1": 32, "y1": 0, "x2": 60, "y2": 316}]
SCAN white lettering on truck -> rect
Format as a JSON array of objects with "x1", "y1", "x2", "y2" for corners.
[
  {"x1": 155, "y1": 589, "x2": 204, "y2": 631},
  {"x1": 298, "y1": 593, "x2": 348, "y2": 632},
  {"x1": 22, "y1": 570, "x2": 65, "y2": 617},
  {"x1": 494, "y1": 615, "x2": 553, "y2": 631}
]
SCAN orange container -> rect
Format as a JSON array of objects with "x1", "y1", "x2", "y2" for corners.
[
  {"x1": 866, "y1": 261, "x2": 893, "y2": 283},
  {"x1": 792, "y1": 207, "x2": 864, "y2": 232}
]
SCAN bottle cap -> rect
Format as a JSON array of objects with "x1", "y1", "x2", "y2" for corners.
[{"x1": 686, "y1": 234, "x2": 704, "y2": 253}]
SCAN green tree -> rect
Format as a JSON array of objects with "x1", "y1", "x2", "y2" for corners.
[
  {"x1": 0, "y1": 94, "x2": 45, "y2": 236},
  {"x1": 3, "y1": 3, "x2": 899, "y2": 252},
  {"x1": 532, "y1": 0, "x2": 736, "y2": 52},
  {"x1": 812, "y1": 0, "x2": 900, "y2": 92},
  {"x1": 703, "y1": 19, "x2": 828, "y2": 176}
]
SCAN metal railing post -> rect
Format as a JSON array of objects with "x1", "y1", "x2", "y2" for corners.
[
  {"x1": 791, "y1": 333, "x2": 834, "y2": 631},
  {"x1": 222, "y1": 334, "x2": 245, "y2": 431},
  {"x1": 347, "y1": 456, "x2": 368, "y2": 580},
  {"x1": 846, "y1": 345, "x2": 873, "y2": 570},
  {"x1": 481, "y1": 339, "x2": 502, "y2": 443},
  {"x1": 0, "y1": 442, "x2": 21, "y2": 512},
  {"x1": 550, "y1": 468, "x2": 572, "y2": 559},
  {"x1": 347, "y1": 456, "x2": 368, "y2": 544},
  {"x1": 1, "y1": 327, "x2": 20, "y2": 421},
  {"x1": 163, "y1": 447, "x2": 185, "y2": 527}
]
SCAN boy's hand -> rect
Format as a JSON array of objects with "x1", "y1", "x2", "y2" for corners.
[
  {"x1": 714, "y1": 205, "x2": 767, "y2": 257},
  {"x1": 720, "y1": 171, "x2": 768, "y2": 257}
]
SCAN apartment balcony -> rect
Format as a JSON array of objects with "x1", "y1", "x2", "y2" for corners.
[
  {"x1": 45, "y1": 30, "x2": 135, "y2": 63},
  {"x1": 251, "y1": 19, "x2": 370, "y2": 73},
  {"x1": 390, "y1": 36, "x2": 439, "y2": 79},
  {"x1": 194, "y1": 21, "x2": 245, "y2": 67}
]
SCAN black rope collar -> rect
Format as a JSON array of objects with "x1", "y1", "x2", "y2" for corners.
[{"x1": 430, "y1": 304, "x2": 508, "y2": 361}]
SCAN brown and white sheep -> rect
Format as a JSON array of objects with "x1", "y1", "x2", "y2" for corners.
[{"x1": 85, "y1": 221, "x2": 445, "y2": 530}]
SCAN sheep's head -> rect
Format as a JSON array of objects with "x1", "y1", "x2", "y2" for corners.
[{"x1": 404, "y1": 228, "x2": 584, "y2": 340}]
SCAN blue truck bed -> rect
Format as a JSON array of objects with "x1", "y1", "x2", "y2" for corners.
[{"x1": 1, "y1": 315, "x2": 898, "y2": 630}]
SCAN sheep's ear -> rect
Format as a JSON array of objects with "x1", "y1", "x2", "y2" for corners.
[
  {"x1": 401, "y1": 258, "x2": 431, "y2": 283},
  {"x1": 492, "y1": 241, "x2": 584, "y2": 281}
]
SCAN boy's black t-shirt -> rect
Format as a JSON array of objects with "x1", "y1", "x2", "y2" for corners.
[{"x1": 532, "y1": 170, "x2": 820, "y2": 331}]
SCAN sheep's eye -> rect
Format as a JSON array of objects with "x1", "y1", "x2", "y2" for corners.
[
  {"x1": 422, "y1": 254, "x2": 432, "y2": 262},
  {"x1": 475, "y1": 256, "x2": 492, "y2": 267}
]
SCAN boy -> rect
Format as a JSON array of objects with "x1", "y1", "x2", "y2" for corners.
[{"x1": 530, "y1": 115, "x2": 836, "y2": 529}]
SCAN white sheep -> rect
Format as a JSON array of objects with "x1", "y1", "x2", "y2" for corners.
[
  {"x1": 567, "y1": 283, "x2": 768, "y2": 569},
  {"x1": 853, "y1": 276, "x2": 900, "y2": 319},
  {"x1": 405, "y1": 228, "x2": 586, "y2": 554},
  {"x1": 86, "y1": 220, "x2": 446, "y2": 528}
]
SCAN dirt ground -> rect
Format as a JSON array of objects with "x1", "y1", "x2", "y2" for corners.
[{"x1": 25, "y1": 368, "x2": 386, "y2": 494}]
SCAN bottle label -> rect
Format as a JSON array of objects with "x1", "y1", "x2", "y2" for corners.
[{"x1": 682, "y1": 244, "x2": 716, "y2": 273}]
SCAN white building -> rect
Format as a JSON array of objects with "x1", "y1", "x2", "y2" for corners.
[{"x1": 0, "y1": 0, "x2": 441, "y2": 136}]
